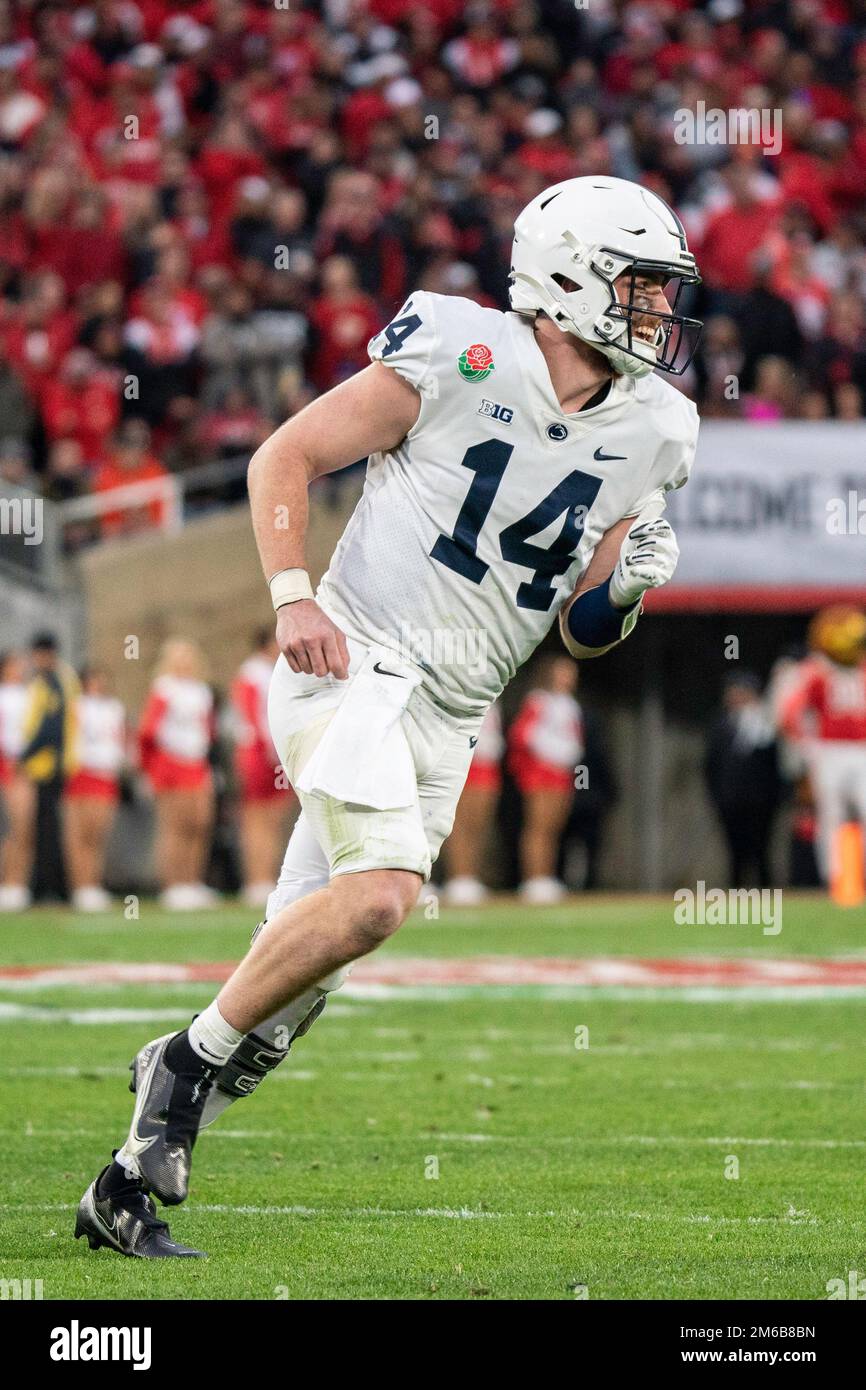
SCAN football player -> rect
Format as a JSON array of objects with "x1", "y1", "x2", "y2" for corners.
[
  {"x1": 781, "y1": 605, "x2": 866, "y2": 882},
  {"x1": 76, "y1": 176, "x2": 701, "y2": 1257}
]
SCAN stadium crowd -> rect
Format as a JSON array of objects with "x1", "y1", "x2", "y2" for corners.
[{"x1": 2, "y1": 0, "x2": 866, "y2": 538}]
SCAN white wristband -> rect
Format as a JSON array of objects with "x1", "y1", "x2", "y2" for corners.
[
  {"x1": 269, "y1": 568, "x2": 314, "y2": 612},
  {"x1": 608, "y1": 567, "x2": 645, "y2": 610}
]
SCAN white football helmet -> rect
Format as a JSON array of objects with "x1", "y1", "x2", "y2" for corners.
[{"x1": 509, "y1": 176, "x2": 702, "y2": 377}]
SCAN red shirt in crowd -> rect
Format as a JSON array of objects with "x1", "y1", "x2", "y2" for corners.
[
  {"x1": 308, "y1": 292, "x2": 382, "y2": 390},
  {"x1": 93, "y1": 454, "x2": 171, "y2": 537},
  {"x1": 698, "y1": 199, "x2": 782, "y2": 292},
  {"x1": 2, "y1": 310, "x2": 79, "y2": 402},
  {"x1": 41, "y1": 373, "x2": 120, "y2": 463}
]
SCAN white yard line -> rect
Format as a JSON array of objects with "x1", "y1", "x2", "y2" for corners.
[
  {"x1": 1, "y1": 1201, "x2": 861, "y2": 1228},
  {"x1": 431, "y1": 1132, "x2": 866, "y2": 1149},
  {"x1": 4, "y1": 1128, "x2": 862, "y2": 1150},
  {"x1": 0, "y1": 1200, "x2": 500, "y2": 1220},
  {"x1": 0, "y1": 1003, "x2": 190, "y2": 1024},
  {"x1": 341, "y1": 984, "x2": 866, "y2": 1002}
]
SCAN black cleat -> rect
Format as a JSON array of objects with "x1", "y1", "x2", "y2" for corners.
[
  {"x1": 75, "y1": 1168, "x2": 206, "y2": 1258},
  {"x1": 125, "y1": 1031, "x2": 216, "y2": 1205}
]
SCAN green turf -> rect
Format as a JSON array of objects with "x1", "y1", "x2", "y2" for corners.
[{"x1": 1, "y1": 895, "x2": 865, "y2": 1300}]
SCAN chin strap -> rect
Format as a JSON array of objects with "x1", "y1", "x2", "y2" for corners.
[{"x1": 596, "y1": 339, "x2": 656, "y2": 378}]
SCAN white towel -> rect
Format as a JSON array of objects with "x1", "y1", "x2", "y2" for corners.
[{"x1": 296, "y1": 647, "x2": 422, "y2": 809}]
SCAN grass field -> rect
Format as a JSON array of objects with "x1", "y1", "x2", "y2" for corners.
[{"x1": 1, "y1": 893, "x2": 865, "y2": 1301}]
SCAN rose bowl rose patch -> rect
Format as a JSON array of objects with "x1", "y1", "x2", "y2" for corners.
[{"x1": 457, "y1": 343, "x2": 494, "y2": 381}]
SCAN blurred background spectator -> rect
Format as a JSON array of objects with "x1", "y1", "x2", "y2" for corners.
[
  {"x1": 19, "y1": 632, "x2": 79, "y2": 903},
  {"x1": 508, "y1": 654, "x2": 583, "y2": 904},
  {"x1": 442, "y1": 699, "x2": 503, "y2": 906},
  {"x1": 780, "y1": 605, "x2": 866, "y2": 886},
  {"x1": 63, "y1": 665, "x2": 126, "y2": 912},
  {"x1": 703, "y1": 670, "x2": 784, "y2": 888},
  {"x1": 138, "y1": 637, "x2": 216, "y2": 910},
  {"x1": 0, "y1": 648, "x2": 33, "y2": 911},
  {"x1": 558, "y1": 667, "x2": 618, "y2": 892},
  {"x1": 230, "y1": 628, "x2": 296, "y2": 909}
]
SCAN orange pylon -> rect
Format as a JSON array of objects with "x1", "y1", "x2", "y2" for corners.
[{"x1": 830, "y1": 822, "x2": 866, "y2": 908}]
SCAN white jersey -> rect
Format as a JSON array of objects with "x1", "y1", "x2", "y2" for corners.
[
  {"x1": 73, "y1": 694, "x2": 126, "y2": 776},
  {"x1": 0, "y1": 682, "x2": 27, "y2": 760},
  {"x1": 318, "y1": 291, "x2": 699, "y2": 716}
]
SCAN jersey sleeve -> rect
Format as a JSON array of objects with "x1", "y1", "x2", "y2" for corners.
[
  {"x1": 625, "y1": 397, "x2": 699, "y2": 518},
  {"x1": 367, "y1": 291, "x2": 438, "y2": 395}
]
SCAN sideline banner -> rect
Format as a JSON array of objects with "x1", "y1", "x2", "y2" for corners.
[{"x1": 652, "y1": 422, "x2": 866, "y2": 611}]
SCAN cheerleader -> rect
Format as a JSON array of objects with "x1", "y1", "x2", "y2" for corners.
[
  {"x1": 139, "y1": 639, "x2": 217, "y2": 909},
  {"x1": 508, "y1": 656, "x2": 582, "y2": 904},
  {"x1": 443, "y1": 701, "x2": 503, "y2": 905},
  {"x1": 0, "y1": 651, "x2": 34, "y2": 911},
  {"x1": 64, "y1": 668, "x2": 126, "y2": 912},
  {"x1": 231, "y1": 629, "x2": 295, "y2": 909}
]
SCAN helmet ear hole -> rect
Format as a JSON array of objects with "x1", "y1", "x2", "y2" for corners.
[{"x1": 551, "y1": 273, "x2": 582, "y2": 293}]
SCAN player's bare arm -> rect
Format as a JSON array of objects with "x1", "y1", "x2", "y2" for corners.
[
  {"x1": 564, "y1": 515, "x2": 632, "y2": 607},
  {"x1": 248, "y1": 363, "x2": 421, "y2": 679}
]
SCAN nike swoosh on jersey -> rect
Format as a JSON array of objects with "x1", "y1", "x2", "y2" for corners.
[
  {"x1": 593, "y1": 447, "x2": 628, "y2": 461},
  {"x1": 373, "y1": 661, "x2": 406, "y2": 679}
]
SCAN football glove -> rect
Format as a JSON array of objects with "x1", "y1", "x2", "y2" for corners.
[{"x1": 609, "y1": 516, "x2": 679, "y2": 610}]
